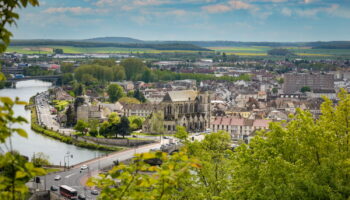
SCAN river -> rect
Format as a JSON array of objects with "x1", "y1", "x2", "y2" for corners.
[{"x1": 0, "y1": 80, "x2": 105, "y2": 165}]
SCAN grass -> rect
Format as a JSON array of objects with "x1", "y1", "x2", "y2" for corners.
[
  {"x1": 52, "y1": 100, "x2": 70, "y2": 111},
  {"x1": 45, "y1": 168, "x2": 62, "y2": 173},
  {"x1": 208, "y1": 46, "x2": 350, "y2": 58}
]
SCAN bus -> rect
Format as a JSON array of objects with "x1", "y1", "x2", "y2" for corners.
[{"x1": 59, "y1": 185, "x2": 78, "y2": 199}]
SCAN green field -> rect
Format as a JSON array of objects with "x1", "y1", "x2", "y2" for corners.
[
  {"x1": 6, "y1": 46, "x2": 210, "y2": 54},
  {"x1": 208, "y1": 46, "x2": 350, "y2": 57}
]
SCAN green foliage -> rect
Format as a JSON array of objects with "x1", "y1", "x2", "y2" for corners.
[
  {"x1": 92, "y1": 90, "x2": 350, "y2": 199},
  {"x1": 301, "y1": 86, "x2": 311, "y2": 93},
  {"x1": 74, "y1": 64, "x2": 114, "y2": 84},
  {"x1": 74, "y1": 120, "x2": 88, "y2": 134},
  {"x1": 88, "y1": 151, "x2": 200, "y2": 200},
  {"x1": 62, "y1": 73, "x2": 74, "y2": 85},
  {"x1": 272, "y1": 87, "x2": 278, "y2": 94},
  {"x1": 61, "y1": 63, "x2": 75, "y2": 73},
  {"x1": 174, "y1": 126, "x2": 189, "y2": 142},
  {"x1": 107, "y1": 83, "x2": 125, "y2": 103},
  {"x1": 268, "y1": 48, "x2": 294, "y2": 56},
  {"x1": 31, "y1": 107, "x2": 120, "y2": 151},
  {"x1": 133, "y1": 89, "x2": 146, "y2": 103},
  {"x1": 0, "y1": 97, "x2": 45, "y2": 199},
  {"x1": 118, "y1": 97, "x2": 141, "y2": 104},
  {"x1": 119, "y1": 116, "x2": 130, "y2": 138},
  {"x1": 120, "y1": 58, "x2": 147, "y2": 80},
  {"x1": 23, "y1": 66, "x2": 53, "y2": 76},
  {"x1": 31, "y1": 152, "x2": 51, "y2": 167},
  {"x1": 129, "y1": 116, "x2": 145, "y2": 131},
  {"x1": 52, "y1": 100, "x2": 69, "y2": 112},
  {"x1": 0, "y1": 0, "x2": 39, "y2": 53},
  {"x1": 53, "y1": 48, "x2": 63, "y2": 54}
]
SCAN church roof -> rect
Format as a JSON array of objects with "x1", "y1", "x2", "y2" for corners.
[{"x1": 163, "y1": 90, "x2": 198, "y2": 102}]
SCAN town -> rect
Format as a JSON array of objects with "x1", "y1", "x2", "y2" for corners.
[{"x1": 2, "y1": 0, "x2": 350, "y2": 199}]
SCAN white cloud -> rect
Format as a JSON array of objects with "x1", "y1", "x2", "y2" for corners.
[
  {"x1": 296, "y1": 4, "x2": 338, "y2": 17},
  {"x1": 202, "y1": 4, "x2": 231, "y2": 13},
  {"x1": 281, "y1": 7, "x2": 292, "y2": 16},
  {"x1": 43, "y1": 7, "x2": 92, "y2": 14},
  {"x1": 133, "y1": 0, "x2": 170, "y2": 6},
  {"x1": 202, "y1": 0, "x2": 257, "y2": 13}
]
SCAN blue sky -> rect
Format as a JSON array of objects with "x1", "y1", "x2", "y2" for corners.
[{"x1": 10, "y1": 0, "x2": 350, "y2": 41}]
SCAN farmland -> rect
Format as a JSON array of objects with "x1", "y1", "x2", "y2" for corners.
[
  {"x1": 6, "y1": 46, "x2": 212, "y2": 54},
  {"x1": 207, "y1": 46, "x2": 350, "y2": 57}
]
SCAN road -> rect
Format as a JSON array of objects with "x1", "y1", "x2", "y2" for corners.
[
  {"x1": 40, "y1": 140, "x2": 167, "y2": 199},
  {"x1": 35, "y1": 92, "x2": 74, "y2": 135}
]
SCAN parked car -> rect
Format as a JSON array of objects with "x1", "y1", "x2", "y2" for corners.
[
  {"x1": 91, "y1": 190, "x2": 99, "y2": 195},
  {"x1": 78, "y1": 194, "x2": 86, "y2": 200},
  {"x1": 54, "y1": 175, "x2": 61, "y2": 181},
  {"x1": 80, "y1": 165, "x2": 88, "y2": 170},
  {"x1": 50, "y1": 185, "x2": 58, "y2": 191}
]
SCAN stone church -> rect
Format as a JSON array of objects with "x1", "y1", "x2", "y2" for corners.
[{"x1": 143, "y1": 90, "x2": 211, "y2": 134}]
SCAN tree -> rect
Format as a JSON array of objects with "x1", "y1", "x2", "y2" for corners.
[
  {"x1": 53, "y1": 48, "x2": 63, "y2": 54},
  {"x1": 118, "y1": 116, "x2": 130, "y2": 138},
  {"x1": 65, "y1": 105, "x2": 75, "y2": 127},
  {"x1": 174, "y1": 126, "x2": 189, "y2": 142},
  {"x1": 112, "y1": 65, "x2": 126, "y2": 81},
  {"x1": 300, "y1": 86, "x2": 311, "y2": 93},
  {"x1": 73, "y1": 97, "x2": 85, "y2": 112},
  {"x1": 107, "y1": 84, "x2": 125, "y2": 103},
  {"x1": 61, "y1": 63, "x2": 75, "y2": 73},
  {"x1": 74, "y1": 120, "x2": 88, "y2": 134},
  {"x1": 81, "y1": 74, "x2": 98, "y2": 86},
  {"x1": 62, "y1": 73, "x2": 74, "y2": 85},
  {"x1": 120, "y1": 58, "x2": 146, "y2": 80},
  {"x1": 133, "y1": 89, "x2": 146, "y2": 103},
  {"x1": 74, "y1": 83, "x2": 84, "y2": 96},
  {"x1": 231, "y1": 90, "x2": 350, "y2": 199},
  {"x1": 0, "y1": 97, "x2": 45, "y2": 199},
  {"x1": 0, "y1": 0, "x2": 39, "y2": 52},
  {"x1": 31, "y1": 152, "x2": 51, "y2": 167},
  {"x1": 272, "y1": 87, "x2": 278, "y2": 94},
  {"x1": 141, "y1": 68, "x2": 154, "y2": 83},
  {"x1": 149, "y1": 111, "x2": 164, "y2": 134},
  {"x1": 129, "y1": 116, "x2": 145, "y2": 131}
]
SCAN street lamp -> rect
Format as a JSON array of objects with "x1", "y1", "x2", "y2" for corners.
[{"x1": 64, "y1": 151, "x2": 73, "y2": 169}]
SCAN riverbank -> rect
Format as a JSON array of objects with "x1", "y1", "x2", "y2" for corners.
[{"x1": 30, "y1": 106, "x2": 123, "y2": 152}]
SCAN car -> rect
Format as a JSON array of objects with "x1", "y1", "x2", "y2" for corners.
[
  {"x1": 54, "y1": 175, "x2": 61, "y2": 181},
  {"x1": 50, "y1": 185, "x2": 58, "y2": 191},
  {"x1": 91, "y1": 190, "x2": 99, "y2": 195},
  {"x1": 80, "y1": 165, "x2": 88, "y2": 170},
  {"x1": 78, "y1": 194, "x2": 86, "y2": 200},
  {"x1": 163, "y1": 136, "x2": 170, "y2": 139}
]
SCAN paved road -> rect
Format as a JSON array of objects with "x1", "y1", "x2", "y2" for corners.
[
  {"x1": 35, "y1": 92, "x2": 74, "y2": 135},
  {"x1": 40, "y1": 140, "x2": 167, "y2": 199}
]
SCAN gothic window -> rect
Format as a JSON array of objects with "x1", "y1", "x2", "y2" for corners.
[
  {"x1": 190, "y1": 104, "x2": 194, "y2": 113},
  {"x1": 184, "y1": 104, "x2": 188, "y2": 113}
]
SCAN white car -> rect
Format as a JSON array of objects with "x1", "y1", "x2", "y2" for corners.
[
  {"x1": 80, "y1": 165, "x2": 88, "y2": 170},
  {"x1": 54, "y1": 175, "x2": 61, "y2": 181}
]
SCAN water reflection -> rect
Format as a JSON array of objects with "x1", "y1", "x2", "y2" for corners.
[{"x1": 0, "y1": 80, "x2": 105, "y2": 165}]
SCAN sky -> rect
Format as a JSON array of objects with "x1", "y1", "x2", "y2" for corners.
[{"x1": 10, "y1": 0, "x2": 350, "y2": 42}]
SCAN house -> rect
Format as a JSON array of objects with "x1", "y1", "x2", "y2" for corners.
[
  {"x1": 123, "y1": 103, "x2": 158, "y2": 117},
  {"x1": 211, "y1": 116, "x2": 271, "y2": 140}
]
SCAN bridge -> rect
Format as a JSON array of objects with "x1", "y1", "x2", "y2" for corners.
[{"x1": 6, "y1": 75, "x2": 62, "y2": 88}]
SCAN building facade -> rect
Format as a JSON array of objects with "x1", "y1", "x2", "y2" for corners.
[
  {"x1": 211, "y1": 116, "x2": 270, "y2": 139},
  {"x1": 283, "y1": 73, "x2": 334, "y2": 94},
  {"x1": 161, "y1": 90, "x2": 211, "y2": 134}
]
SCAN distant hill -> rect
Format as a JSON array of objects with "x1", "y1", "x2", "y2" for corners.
[
  {"x1": 84, "y1": 37, "x2": 144, "y2": 44},
  {"x1": 9, "y1": 40, "x2": 210, "y2": 51}
]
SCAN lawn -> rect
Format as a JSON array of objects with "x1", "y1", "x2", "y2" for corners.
[{"x1": 52, "y1": 100, "x2": 70, "y2": 112}]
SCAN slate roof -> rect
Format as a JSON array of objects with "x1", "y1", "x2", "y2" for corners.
[{"x1": 163, "y1": 90, "x2": 198, "y2": 102}]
